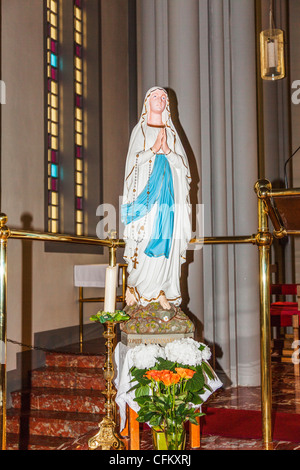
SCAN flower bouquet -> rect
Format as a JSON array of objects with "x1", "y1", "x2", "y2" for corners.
[{"x1": 128, "y1": 338, "x2": 216, "y2": 450}]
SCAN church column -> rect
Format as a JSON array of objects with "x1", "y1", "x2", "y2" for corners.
[
  {"x1": 167, "y1": 0, "x2": 203, "y2": 336},
  {"x1": 230, "y1": 0, "x2": 261, "y2": 385}
]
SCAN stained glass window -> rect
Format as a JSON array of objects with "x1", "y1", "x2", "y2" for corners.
[
  {"x1": 74, "y1": 0, "x2": 84, "y2": 236},
  {"x1": 47, "y1": 0, "x2": 60, "y2": 233}
]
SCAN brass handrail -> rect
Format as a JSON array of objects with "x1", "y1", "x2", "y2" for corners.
[{"x1": 0, "y1": 194, "x2": 288, "y2": 450}]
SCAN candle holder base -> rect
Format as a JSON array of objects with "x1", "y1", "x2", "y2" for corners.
[{"x1": 88, "y1": 416, "x2": 125, "y2": 451}]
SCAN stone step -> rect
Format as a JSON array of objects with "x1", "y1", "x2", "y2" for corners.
[
  {"x1": 31, "y1": 366, "x2": 106, "y2": 390},
  {"x1": 6, "y1": 408, "x2": 103, "y2": 439},
  {"x1": 45, "y1": 351, "x2": 105, "y2": 369},
  {"x1": 11, "y1": 387, "x2": 105, "y2": 414},
  {"x1": 6, "y1": 432, "x2": 74, "y2": 451}
]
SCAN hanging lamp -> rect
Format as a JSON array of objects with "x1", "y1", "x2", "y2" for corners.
[{"x1": 260, "y1": 0, "x2": 285, "y2": 81}]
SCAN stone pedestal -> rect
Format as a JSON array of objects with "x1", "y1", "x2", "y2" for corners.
[{"x1": 120, "y1": 302, "x2": 195, "y2": 348}]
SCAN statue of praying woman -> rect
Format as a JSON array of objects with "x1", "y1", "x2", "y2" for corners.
[{"x1": 121, "y1": 87, "x2": 191, "y2": 312}]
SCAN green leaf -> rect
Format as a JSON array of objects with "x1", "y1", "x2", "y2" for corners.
[
  {"x1": 155, "y1": 357, "x2": 176, "y2": 371},
  {"x1": 185, "y1": 370, "x2": 205, "y2": 393},
  {"x1": 201, "y1": 362, "x2": 215, "y2": 381},
  {"x1": 135, "y1": 384, "x2": 150, "y2": 398}
]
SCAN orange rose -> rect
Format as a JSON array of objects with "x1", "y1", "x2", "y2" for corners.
[
  {"x1": 144, "y1": 370, "x2": 163, "y2": 382},
  {"x1": 175, "y1": 367, "x2": 196, "y2": 380},
  {"x1": 160, "y1": 370, "x2": 180, "y2": 386}
]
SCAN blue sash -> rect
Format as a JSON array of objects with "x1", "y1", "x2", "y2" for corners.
[{"x1": 121, "y1": 154, "x2": 174, "y2": 258}]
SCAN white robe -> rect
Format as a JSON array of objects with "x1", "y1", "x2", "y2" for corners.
[{"x1": 122, "y1": 87, "x2": 191, "y2": 306}]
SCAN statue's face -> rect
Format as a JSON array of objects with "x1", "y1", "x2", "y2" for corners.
[{"x1": 149, "y1": 89, "x2": 167, "y2": 114}]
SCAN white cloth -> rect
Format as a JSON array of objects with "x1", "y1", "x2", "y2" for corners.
[
  {"x1": 122, "y1": 87, "x2": 192, "y2": 306},
  {"x1": 114, "y1": 342, "x2": 223, "y2": 432},
  {"x1": 74, "y1": 264, "x2": 123, "y2": 288}
]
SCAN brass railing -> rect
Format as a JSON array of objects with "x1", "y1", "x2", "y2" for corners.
[{"x1": 0, "y1": 178, "x2": 295, "y2": 450}]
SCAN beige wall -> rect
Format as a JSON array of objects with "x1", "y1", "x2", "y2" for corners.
[{"x1": 1, "y1": 0, "x2": 131, "y2": 372}]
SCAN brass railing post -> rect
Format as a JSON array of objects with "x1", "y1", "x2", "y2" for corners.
[
  {"x1": 254, "y1": 180, "x2": 273, "y2": 449},
  {"x1": 0, "y1": 214, "x2": 9, "y2": 451}
]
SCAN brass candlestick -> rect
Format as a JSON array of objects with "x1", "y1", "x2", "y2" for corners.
[{"x1": 88, "y1": 321, "x2": 125, "y2": 450}]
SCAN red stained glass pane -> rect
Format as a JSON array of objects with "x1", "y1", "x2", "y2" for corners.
[
  {"x1": 75, "y1": 45, "x2": 82, "y2": 58},
  {"x1": 76, "y1": 145, "x2": 82, "y2": 158},
  {"x1": 76, "y1": 95, "x2": 82, "y2": 108},
  {"x1": 51, "y1": 179, "x2": 58, "y2": 191},
  {"x1": 75, "y1": 0, "x2": 82, "y2": 7},
  {"x1": 76, "y1": 197, "x2": 83, "y2": 210},
  {"x1": 51, "y1": 40, "x2": 58, "y2": 54},
  {"x1": 51, "y1": 150, "x2": 58, "y2": 163},
  {"x1": 51, "y1": 67, "x2": 57, "y2": 81}
]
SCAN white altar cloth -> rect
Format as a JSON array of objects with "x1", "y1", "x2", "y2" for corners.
[
  {"x1": 114, "y1": 342, "x2": 223, "y2": 431},
  {"x1": 74, "y1": 264, "x2": 124, "y2": 288}
]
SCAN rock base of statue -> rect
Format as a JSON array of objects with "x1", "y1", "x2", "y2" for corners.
[{"x1": 120, "y1": 302, "x2": 195, "y2": 348}]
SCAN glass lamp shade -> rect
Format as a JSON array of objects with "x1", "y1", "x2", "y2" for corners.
[{"x1": 260, "y1": 29, "x2": 285, "y2": 80}]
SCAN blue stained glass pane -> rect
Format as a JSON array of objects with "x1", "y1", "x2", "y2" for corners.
[
  {"x1": 51, "y1": 164, "x2": 58, "y2": 178},
  {"x1": 51, "y1": 53, "x2": 58, "y2": 68}
]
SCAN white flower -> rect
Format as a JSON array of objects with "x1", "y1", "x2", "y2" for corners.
[
  {"x1": 163, "y1": 316, "x2": 169, "y2": 322},
  {"x1": 200, "y1": 343, "x2": 212, "y2": 362},
  {"x1": 164, "y1": 338, "x2": 203, "y2": 366},
  {"x1": 130, "y1": 343, "x2": 165, "y2": 369}
]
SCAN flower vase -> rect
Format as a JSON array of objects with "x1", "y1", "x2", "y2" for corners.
[{"x1": 152, "y1": 425, "x2": 186, "y2": 451}]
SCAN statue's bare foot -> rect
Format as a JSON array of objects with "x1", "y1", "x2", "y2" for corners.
[
  {"x1": 125, "y1": 287, "x2": 137, "y2": 306},
  {"x1": 159, "y1": 294, "x2": 171, "y2": 310}
]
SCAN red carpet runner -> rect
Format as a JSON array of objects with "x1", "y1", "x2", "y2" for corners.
[{"x1": 201, "y1": 407, "x2": 300, "y2": 443}]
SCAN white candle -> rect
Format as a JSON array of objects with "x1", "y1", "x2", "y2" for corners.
[
  {"x1": 104, "y1": 265, "x2": 117, "y2": 313},
  {"x1": 267, "y1": 39, "x2": 277, "y2": 68}
]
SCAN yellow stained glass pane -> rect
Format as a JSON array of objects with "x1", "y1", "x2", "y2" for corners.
[
  {"x1": 75, "y1": 69, "x2": 82, "y2": 84},
  {"x1": 75, "y1": 19, "x2": 82, "y2": 33},
  {"x1": 76, "y1": 210, "x2": 83, "y2": 223},
  {"x1": 48, "y1": 150, "x2": 52, "y2": 162},
  {"x1": 75, "y1": 6, "x2": 82, "y2": 20},
  {"x1": 51, "y1": 108, "x2": 58, "y2": 123},
  {"x1": 76, "y1": 171, "x2": 83, "y2": 185},
  {"x1": 51, "y1": 94, "x2": 58, "y2": 109},
  {"x1": 51, "y1": 122, "x2": 58, "y2": 136},
  {"x1": 50, "y1": 26, "x2": 57, "y2": 41},
  {"x1": 51, "y1": 81, "x2": 58, "y2": 95},
  {"x1": 51, "y1": 219, "x2": 58, "y2": 233},
  {"x1": 50, "y1": 12, "x2": 57, "y2": 27},
  {"x1": 76, "y1": 224, "x2": 83, "y2": 236},
  {"x1": 75, "y1": 56, "x2": 82, "y2": 71},
  {"x1": 52, "y1": 136, "x2": 58, "y2": 150},
  {"x1": 48, "y1": 163, "x2": 51, "y2": 176},
  {"x1": 76, "y1": 184, "x2": 83, "y2": 197},
  {"x1": 75, "y1": 120, "x2": 82, "y2": 134},
  {"x1": 47, "y1": 65, "x2": 52, "y2": 78},
  {"x1": 75, "y1": 107, "x2": 82, "y2": 121},
  {"x1": 48, "y1": 177, "x2": 52, "y2": 190},
  {"x1": 75, "y1": 82, "x2": 82, "y2": 95},
  {"x1": 51, "y1": 192, "x2": 58, "y2": 205},
  {"x1": 47, "y1": 37, "x2": 51, "y2": 51},
  {"x1": 75, "y1": 32, "x2": 82, "y2": 45},
  {"x1": 76, "y1": 159, "x2": 83, "y2": 172},
  {"x1": 51, "y1": 0, "x2": 58, "y2": 14},
  {"x1": 75, "y1": 133, "x2": 83, "y2": 146},
  {"x1": 51, "y1": 205, "x2": 58, "y2": 220}
]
